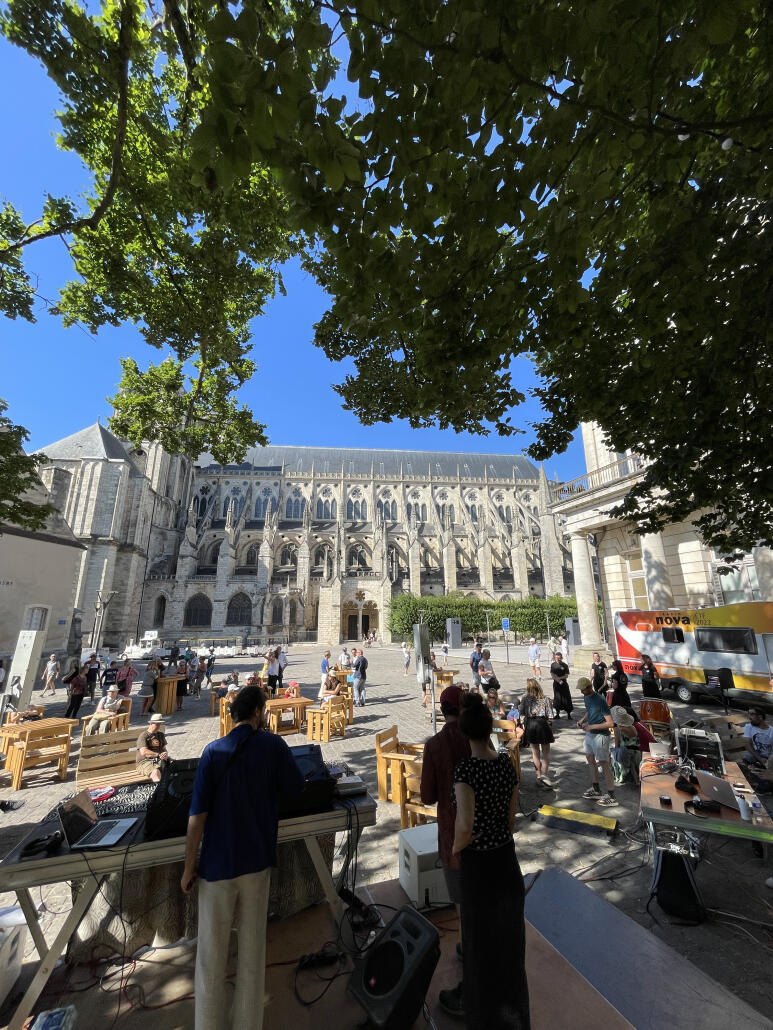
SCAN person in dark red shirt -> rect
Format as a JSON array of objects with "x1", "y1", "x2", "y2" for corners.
[{"x1": 420, "y1": 685, "x2": 471, "y2": 1018}]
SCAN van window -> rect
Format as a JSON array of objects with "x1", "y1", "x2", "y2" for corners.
[
  {"x1": 694, "y1": 627, "x2": 757, "y2": 655},
  {"x1": 661, "y1": 627, "x2": 684, "y2": 644}
]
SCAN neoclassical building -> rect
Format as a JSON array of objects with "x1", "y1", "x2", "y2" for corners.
[
  {"x1": 36, "y1": 430, "x2": 572, "y2": 648},
  {"x1": 550, "y1": 422, "x2": 773, "y2": 667}
]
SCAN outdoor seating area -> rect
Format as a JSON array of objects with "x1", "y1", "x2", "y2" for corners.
[
  {"x1": 307, "y1": 696, "x2": 348, "y2": 743},
  {"x1": 1, "y1": 717, "x2": 78, "y2": 791},
  {"x1": 375, "y1": 724, "x2": 425, "y2": 802}
]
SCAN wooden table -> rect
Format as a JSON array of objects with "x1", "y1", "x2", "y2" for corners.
[
  {"x1": 0, "y1": 718, "x2": 78, "y2": 770},
  {"x1": 640, "y1": 758, "x2": 773, "y2": 846},
  {"x1": 0, "y1": 793, "x2": 377, "y2": 1030},
  {"x1": 333, "y1": 668, "x2": 351, "y2": 686},
  {"x1": 265, "y1": 697, "x2": 314, "y2": 736},
  {"x1": 436, "y1": 669, "x2": 459, "y2": 688},
  {"x1": 156, "y1": 676, "x2": 181, "y2": 715}
]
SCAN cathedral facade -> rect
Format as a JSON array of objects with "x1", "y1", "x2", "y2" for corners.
[{"x1": 37, "y1": 429, "x2": 571, "y2": 649}]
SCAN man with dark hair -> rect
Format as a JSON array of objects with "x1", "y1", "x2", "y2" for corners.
[
  {"x1": 420, "y1": 685, "x2": 472, "y2": 1018},
  {"x1": 182, "y1": 685, "x2": 303, "y2": 1030}
]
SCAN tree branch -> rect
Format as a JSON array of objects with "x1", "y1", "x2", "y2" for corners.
[{"x1": 0, "y1": 1, "x2": 133, "y2": 258}]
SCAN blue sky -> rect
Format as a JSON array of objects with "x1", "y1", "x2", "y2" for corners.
[{"x1": 0, "y1": 34, "x2": 584, "y2": 481}]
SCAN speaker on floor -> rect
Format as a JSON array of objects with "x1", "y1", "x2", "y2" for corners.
[
  {"x1": 145, "y1": 758, "x2": 199, "y2": 840},
  {"x1": 347, "y1": 905, "x2": 440, "y2": 1028},
  {"x1": 651, "y1": 849, "x2": 706, "y2": 924}
]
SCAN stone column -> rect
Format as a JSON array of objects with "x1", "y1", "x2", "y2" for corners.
[
  {"x1": 442, "y1": 538, "x2": 457, "y2": 594},
  {"x1": 510, "y1": 537, "x2": 530, "y2": 599},
  {"x1": 570, "y1": 533, "x2": 602, "y2": 647},
  {"x1": 256, "y1": 540, "x2": 273, "y2": 589},
  {"x1": 641, "y1": 532, "x2": 674, "y2": 609},
  {"x1": 753, "y1": 546, "x2": 773, "y2": 601},
  {"x1": 408, "y1": 539, "x2": 422, "y2": 597},
  {"x1": 477, "y1": 537, "x2": 494, "y2": 595}
]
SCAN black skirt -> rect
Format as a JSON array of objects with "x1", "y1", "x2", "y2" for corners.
[
  {"x1": 553, "y1": 681, "x2": 573, "y2": 713},
  {"x1": 460, "y1": 842, "x2": 531, "y2": 1030},
  {"x1": 523, "y1": 716, "x2": 554, "y2": 746}
]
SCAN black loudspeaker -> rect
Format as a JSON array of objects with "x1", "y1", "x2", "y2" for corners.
[
  {"x1": 347, "y1": 905, "x2": 440, "y2": 1028},
  {"x1": 651, "y1": 850, "x2": 706, "y2": 924},
  {"x1": 145, "y1": 758, "x2": 199, "y2": 840},
  {"x1": 278, "y1": 744, "x2": 336, "y2": 817}
]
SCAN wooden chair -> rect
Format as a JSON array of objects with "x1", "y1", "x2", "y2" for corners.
[
  {"x1": 306, "y1": 696, "x2": 348, "y2": 743},
  {"x1": 8, "y1": 724, "x2": 73, "y2": 791},
  {"x1": 396, "y1": 757, "x2": 437, "y2": 829},
  {"x1": 210, "y1": 689, "x2": 220, "y2": 716},
  {"x1": 375, "y1": 725, "x2": 425, "y2": 802},
  {"x1": 492, "y1": 719, "x2": 523, "y2": 780},
  {"x1": 76, "y1": 728, "x2": 145, "y2": 790},
  {"x1": 638, "y1": 699, "x2": 672, "y2": 739},
  {"x1": 219, "y1": 696, "x2": 234, "y2": 738}
]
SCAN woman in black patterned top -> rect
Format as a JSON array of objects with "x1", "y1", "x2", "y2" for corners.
[{"x1": 452, "y1": 693, "x2": 530, "y2": 1029}]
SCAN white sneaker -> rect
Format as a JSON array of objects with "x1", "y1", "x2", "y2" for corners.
[{"x1": 597, "y1": 794, "x2": 619, "y2": 807}]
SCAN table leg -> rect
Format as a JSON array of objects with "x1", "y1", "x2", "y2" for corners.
[
  {"x1": 303, "y1": 836, "x2": 344, "y2": 921},
  {"x1": 335, "y1": 825, "x2": 363, "y2": 895},
  {"x1": 17, "y1": 888, "x2": 48, "y2": 960},
  {"x1": 9, "y1": 878, "x2": 102, "y2": 1030}
]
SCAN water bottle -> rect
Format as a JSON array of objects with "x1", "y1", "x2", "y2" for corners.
[{"x1": 737, "y1": 795, "x2": 751, "y2": 821}]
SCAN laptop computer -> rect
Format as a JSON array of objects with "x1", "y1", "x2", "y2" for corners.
[
  {"x1": 696, "y1": 771, "x2": 740, "y2": 811},
  {"x1": 58, "y1": 790, "x2": 138, "y2": 850}
]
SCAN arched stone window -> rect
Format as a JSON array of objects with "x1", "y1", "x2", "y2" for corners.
[
  {"x1": 286, "y1": 498, "x2": 294, "y2": 519},
  {"x1": 361, "y1": 499, "x2": 367, "y2": 520},
  {"x1": 331, "y1": 499, "x2": 337, "y2": 518},
  {"x1": 391, "y1": 500, "x2": 397, "y2": 520},
  {"x1": 347, "y1": 499, "x2": 355, "y2": 520},
  {"x1": 348, "y1": 545, "x2": 368, "y2": 569},
  {"x1": 449, "y1": 505, "x2": 455, "y2": 524},
  {"x1": 209, "y1": 540, "x2": 221, "y2": 565},
  {"x1": 421, "y1": 503, "x2": 427, "y2": 521},
  {"x1": 376, "y1": 500, "x2": 383, "y2": 520},
  {"x1": 226, "y1": 592, "x2": 252, "y2": 625},
  {"x1": 255, "y1": 497, "x2": 265, "y2": 520},
  {"x1": 279, "y1": 545, "x2": 297, "y2": 567},
  {"x1": 498, "y1": 505, "x2": 505, "y2": 521},
  {"x1": 470, "y1": 504, "x2": 478, "y2": 521},
  {"x1": 506, "y1": 506, "x2": 512, "y2": 523},
  {"x1": 222, "y1": 498, "x2": 230, "y2": 518},
  {"x1": 316, "y1": 499, "x2": 323, "y2": 518},
  {"x1": 288, "y1": 599, "x2": 297, "y2": 625},
  {"x1": 406, "y1": 502, "x2": 412, "y2": 520},
  {"x1": 271, "y1": 597, "x2": 284, "y2": 624},
  {"x1": 153, "y1": 595, "x2": 166, "y2": 627},
  {"x1": 323, "y1": 499, "x2": 331, "y2": 519},
  {"x1": 184, "y1": 593, "x2": 212, "y2": 627},
  {"x1": 245, "y1": 544, "x2": 259, "y2": 565}
]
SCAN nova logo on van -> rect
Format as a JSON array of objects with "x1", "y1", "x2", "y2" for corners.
[{"x1": 655, "y1": 615, "x2": 691, "y2": 626}]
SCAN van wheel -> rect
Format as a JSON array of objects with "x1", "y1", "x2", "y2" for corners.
[{"x1": 675, "y1": 682, "x2": 693, "y2": 704}]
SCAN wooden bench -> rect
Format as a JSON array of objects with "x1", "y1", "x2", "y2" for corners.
[
  {"x1": 9, "y1": 724, "x2": 73, "y2": 791},
  {"x1": 81, "y1": 697, "x2": 132, "y2": 735},
  {"x1": 306, "y1": 696, "x2": 348, "y2": 743},
  {"x1": 375, "y1": 725, "x2": 425, "y2": 802},
  {"x1": 395, "y1": 756, "x2": 437, "y2": 830},
  {"x1": 76, "y1": 728, "x2": 145, "y2": 791}
]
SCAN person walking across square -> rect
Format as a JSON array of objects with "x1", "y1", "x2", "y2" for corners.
[{"x1": 577, "y1": 678, "x2": 618, "y2": 807}]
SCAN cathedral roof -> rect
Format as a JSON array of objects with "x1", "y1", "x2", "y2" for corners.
[
  {"x1": 196, "y1": 445, "x2": 538, "y2": 480},
  {"x1": 36, "y1": 422, "x2": 129, "y2": 462}
]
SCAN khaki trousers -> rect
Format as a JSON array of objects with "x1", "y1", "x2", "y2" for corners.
[{"x1": 195, "y1": 867, "x2": 271, "y2": 1030}]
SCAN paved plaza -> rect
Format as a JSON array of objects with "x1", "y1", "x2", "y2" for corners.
[{"x1": 0, "y1": 642, "x2": 771, "y2": 1021}]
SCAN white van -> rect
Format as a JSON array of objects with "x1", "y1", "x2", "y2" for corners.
[{"x1": 614, "y1": 601, "x2": 773, "y2": 705}]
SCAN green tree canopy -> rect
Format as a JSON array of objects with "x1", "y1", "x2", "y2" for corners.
[
  {"x1": 1, "y1": 0, "x2": 770, "y2": 550},
  {"x1": 0, "y1": 399, "x2": 54, "y2": 531}
]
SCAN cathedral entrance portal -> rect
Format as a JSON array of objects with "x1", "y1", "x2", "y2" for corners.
[
  {"x1": 361, "y1": 614, "x2": 369, "y2": 638},
  {"x1": 347, "y1": 613, "x2": 358, "y2": 640}
]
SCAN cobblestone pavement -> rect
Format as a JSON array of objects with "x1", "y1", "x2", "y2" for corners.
[{"x1": 1, "y1": 643, "x2": 772, "y2": 1020}]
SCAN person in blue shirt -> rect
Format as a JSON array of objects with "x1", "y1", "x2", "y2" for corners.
[
  {"x1": 182, "y1": 686, "x2": 304, "y2": 1030},
  {"x1": 468, "y1": 643, "x2": 483, "y2": 687},
  {"x1": 577, "y1": 677, "x2": 618, "y2": 807}
]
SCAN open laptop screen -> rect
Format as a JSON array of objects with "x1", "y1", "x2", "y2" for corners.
[{"x1": 59, "y1": 791, "x2": 99, "y2": 847}]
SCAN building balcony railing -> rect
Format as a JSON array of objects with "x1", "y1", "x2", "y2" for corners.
[{"x1": 549, "y1": 455, "x2": 644, "y2": 504}]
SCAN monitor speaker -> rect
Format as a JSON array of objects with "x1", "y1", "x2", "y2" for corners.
[
  {"x1": 347, "y1": 905, "x2": 440, "y2": 1028},
  {"x1": 145, "y1": 758, "x2": 199, "y2": 840}
]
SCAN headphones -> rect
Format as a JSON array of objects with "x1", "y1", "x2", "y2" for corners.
[{"x1": 21, "y1": 830, "x2": 64, "y2": 859}]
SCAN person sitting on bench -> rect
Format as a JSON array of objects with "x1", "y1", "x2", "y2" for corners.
[
  {"x1": 136, "y1": 715, "x2": 170, "y2": 783},
  {"x1": 86, "y1": 685, "x2": 123, "y2": 734}
]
